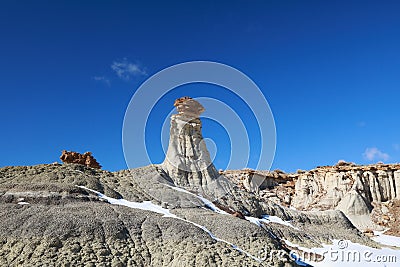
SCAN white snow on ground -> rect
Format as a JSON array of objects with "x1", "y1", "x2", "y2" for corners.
[
  {"x1": 166, "y1": 184, "x2": 229, "y2": 214},
  {"x1": 77, "y1": 186, "x2": 176, "y2": 217},
  {"x1": 245, "y1": 216, "x2": 263, "y2": 226},
  {"x1": 284, "y1": 238, "x2": 400, "y2": 267},
  {"x1": 245, "y1": 215, "x2": 299, "y2": 230},
  {"x1": 260, "y1": 215, "x2": 299, "y2": 229},
  {"x1": 373, "y1": 231, "x2": 400, "y2": 248},
  {"x1": 166, "y1": 184, "x2": 298, "y2": 230},
  {"x1": 17, "y1": 198, "x2": 29, "y2": 205},
  {"x1": 77, "y1": 185, "x2": 265, "y2": 264}
]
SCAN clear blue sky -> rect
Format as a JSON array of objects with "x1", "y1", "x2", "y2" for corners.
[{"x1": 1, "y1": 0, "x2": 400, "y2": 172}]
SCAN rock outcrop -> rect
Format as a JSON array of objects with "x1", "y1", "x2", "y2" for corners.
[
  {"x1": 161, "y1": 97, "x2": 230, "y2": 199},
  {"x1": 289, "y1": 162, "x2": 400, "y2": 230},
  {"x1": 60, "y1": 150, "x2": 102, "y2": 169},
  {"x1": 222, "y1": 169, "x2": 295, "y2": 206},
  {"x1": 292, "y1": 162, "x2": 400, "y2": 209},
  {"x1": 223, "y1": 162, "x2": 400, "y2": 232}
]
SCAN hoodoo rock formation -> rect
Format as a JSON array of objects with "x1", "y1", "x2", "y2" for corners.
[
  {"x1": 60, "y1": 150, "x2": 102, "y2": 169},
  {"x1": 162, "y1": 97, "x2": 229, "y2": 197}
]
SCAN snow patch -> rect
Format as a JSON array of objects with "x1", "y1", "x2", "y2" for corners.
[
  {"x1": 373, "y1": 231, "x2": 400, "y2": 248},
  {"x1": 167, "y1": 185, "x2": 297, "y2": 232},
  {"x1": 166, "y1": 184, "x2": 229, "y2": 214},
  {"x1": 245, "y1": 216, "x2": 262, "y2": 226},
  {"x1": 245, "y1": 215, "x2": 298, "y2": 230},
  {"x1": 77, "y1": 186, "x2": 176, "y2": 218}
]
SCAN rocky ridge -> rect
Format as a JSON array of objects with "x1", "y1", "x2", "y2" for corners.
[{"x1": 0, "y1": 162, "x2": 378, "y2": 267}]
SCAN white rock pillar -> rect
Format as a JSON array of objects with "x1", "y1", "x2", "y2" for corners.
[
  {"x1": 161, "y1": 97, "x2": 221, "y2": 193},
  {"x1": 394, "y1": 170, "x2": 400, "y2": 199}
]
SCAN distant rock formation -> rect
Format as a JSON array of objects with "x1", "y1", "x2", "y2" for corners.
[
  {"x1": 162, "y1": 97, "x2": 229, "y2": 197},
  {"x1": 60, "y1": 150, "x2": 101, "y2": 169},
  {"x1": 291, "y1": 162, "x2": 400, "y2": 230},
  {"x1": 222, "y1": 169, "x2": 296, "y2": 206},
  {"x1": 223, "y1": 162, "x2": 400, "y2": 232}
]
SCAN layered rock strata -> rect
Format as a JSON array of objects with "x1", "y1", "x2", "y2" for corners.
[
  {"x1": 291, "y1": 162, "x2": 400, "y2": 230},
  {"x1": 161, "y1": 97, "x2": 230, "y2": 198},
  {"x1": 223, "y1": 162, "x2": 400, "y2": 232}
]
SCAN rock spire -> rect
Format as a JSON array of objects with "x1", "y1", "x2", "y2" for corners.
[{"x1": 161, "y1": 97, "x2": 227, "y2": 196}]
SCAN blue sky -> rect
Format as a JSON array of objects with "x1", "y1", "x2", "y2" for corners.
[{"x1": 1, "y1": 0, "x2": 400, "y2": 172}]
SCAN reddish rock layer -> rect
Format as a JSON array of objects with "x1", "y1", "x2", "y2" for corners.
[{"x1": 60, "y1": 150, "x2": 101, "y2": 169}]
